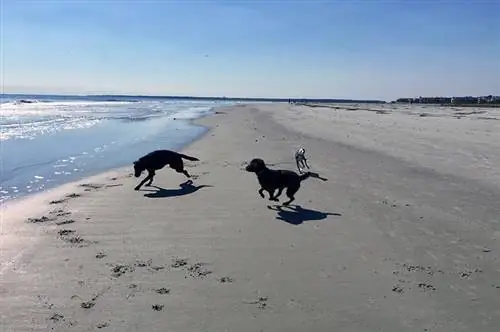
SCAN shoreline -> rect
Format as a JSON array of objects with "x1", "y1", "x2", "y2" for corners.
[
  {"x1": 0, "y1": 103, "x2": 233, "y2": 217},
  {"x1": 2, "y1": 103, "x2": 499, "y2": 331},
  {"x1": 0, "y1": 96, "x2": 227, "y2": 204},
  {"x1": 0, "y1": 105, "x2": 231, "y2": 276},
  {"x1": 0, "y1": 104, "x2": 227, "y2": 206}
]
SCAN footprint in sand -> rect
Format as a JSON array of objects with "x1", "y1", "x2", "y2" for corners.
[
  {"x1": 56, "y1": 219, "x2": 76, "y2": 226},
  {"x1": 95, "y1": 251, "x2": 107, "y2": 259},
  {"x1": 218, "y1": 276, "x2": 234, "y2": 283},
  {"x1": 80, "y1": 301, "x2": 95, "y2": 309},
  {"x1": 185, "y1": 161, "x2": 207, "y2": 168},
  {"x1": 80, "y1": 182, "x2": 122, "y2": 191},
  {"x1": 134, "y1": 259, "x2": 164, "y2": 272},
  {"x1": 49, "y1": 312, "x2": 64, "y2": 322},
  {"x1": 79, "y1": 183, "x2": 104, "y2": 191},
  {"x1": 418, "y1": 283, "x2": 437, "y2": 292},
  {"x1": 243, "y1": 296, "x2": 269, "y2": 309},
  {"x1": 110, "y1": 264, "x2": 135, "y2": 278},
  {"x1": 37, "y1": 295, "x2": 54, "y2": 309},
  {"x1": 105, "y1": 184, "x2": 123, "y2": 188},
  {"x1": 80, "y1": 287, "x2": 110, "y2": 310},
  {"x1": 135, "y1": 259, "x2": 153, "y2": 267},
  {"x1": 27, "y1": 215, "x2": 54, "y2": 223},
  {"x1": 155, "y1": 288, "x2": 171, "y2": 295},
  {"x1": 459, "y1": 268, "x2": 483, "y2": 279},
  {"x1": 392, "y1": 285, "x2": 404, "y2": 294},
  {"x1": 152, "y1": 304, "x2": 164, "y2": 311},
  {"x1": 186, "y1": 262, "x2": 212, "y2": 279},
  {"x1": 170, "y1": 258, "x2": 212, "y2": 278},
  {"x1": 58, "y1": 232, "x2": 95, "y2": 247},
  {"x1": 58, "y1": 229, "x2": 75, "y2": 236},
  {"x1": 171, "y1": 258, "x2": 189, "y2": 268},
  {"x1": 50, "y1": 209, "x2": 71, "y2": 217},
  {"x1": 66, "y1": 236, "x2": 86, "y2": 245},
  {"x1": 49, "y1": 193, "x2": 81, "y2": 205},
  {"x1": 49, "y1": 199, "x2": 67, "y2": 205},
  {"x1": 126, "y1": 284, "x2": 140, "y2": 300}
]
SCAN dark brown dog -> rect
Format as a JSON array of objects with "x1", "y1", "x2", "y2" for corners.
[
  {"x1": 245, "y1": 158, "x2": 327, "y2": 205},
  {"x1": 133, "y1": 149, "x2": 199, "y2": 190}
]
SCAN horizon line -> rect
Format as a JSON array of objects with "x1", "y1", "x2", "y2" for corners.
[{"x1": 0, "y1": 92, "x2": 388, "y2": 103}]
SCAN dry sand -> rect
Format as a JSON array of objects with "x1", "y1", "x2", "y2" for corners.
[{"x1": 1, "y1": 103, "x2": 499, "y2": 331}]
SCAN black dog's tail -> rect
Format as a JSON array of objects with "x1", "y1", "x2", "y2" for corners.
[
  {"x1": 299, "y1": 172, "x2": 311, "y2": 182},
  {"x1": 177, "y1": 153, "x2": 199, "y2": 161},
  {"x1": 299, "y1": 171, "x2": 328, "y2": 182}
]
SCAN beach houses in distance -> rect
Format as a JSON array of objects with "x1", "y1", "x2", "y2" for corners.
[{"x1": 395, "y1": 95, "x2": 500, "y2": 105}]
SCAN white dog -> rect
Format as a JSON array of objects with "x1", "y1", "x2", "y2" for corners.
[{"x1": 295, "y1": 147, "x2": 310, "y2": 173}]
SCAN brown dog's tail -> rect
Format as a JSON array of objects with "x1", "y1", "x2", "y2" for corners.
[
  {"x1": 299, "y1": 171, "x2": 328, "y2": 182},
  {"x1": 178, "y1": 153, "x2": 199, "y2": 161}
]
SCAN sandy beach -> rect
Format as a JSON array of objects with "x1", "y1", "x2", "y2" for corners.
[{"x1": 1, "y1": 103, "x2": 500, "y2": 331}]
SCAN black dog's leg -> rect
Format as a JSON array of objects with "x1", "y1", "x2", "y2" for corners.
[
  {"x1": 135, "y1": 172, "x2": 154, "y2": 191},
  {"x1": 258, "y1": 188, "x2": 266, "y2": 198},
  {"x1": 173, "y1": 165, "x2": 191, "y2": 178},
  {"x1": 268, "y1": 189, "x2": 279, "y2": 202},
  {"x1": 272, "y1": 187, "x2": 284, "y2": 201},
  {"x1": 283, "y1": 196, "x2": 295, "y2": 206},
  {"x1": 283, "y1": 183, "x2": 300, "y2": 206},
  {"x1": 171, "y1": 159, "x2": 191, "y2": 178},
  {"x1": 145, "y1": 170, "x2": 155, "y2": 186}
]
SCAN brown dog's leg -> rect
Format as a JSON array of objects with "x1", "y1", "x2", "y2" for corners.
[{"x1": 258, "y1": 188, "x2": 265, "y2": 198}]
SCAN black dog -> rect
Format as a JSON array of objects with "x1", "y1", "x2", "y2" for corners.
[
  {"x1": 245, "y1": 158, "x2": 327, "y2": 206},
  {"x1": 133, "y1": 150, "x2": 199, "y2": 190}
]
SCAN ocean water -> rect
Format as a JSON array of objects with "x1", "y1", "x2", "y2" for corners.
[{"x1": 0, "y1": 94, "x2": 236, "y2": 203}]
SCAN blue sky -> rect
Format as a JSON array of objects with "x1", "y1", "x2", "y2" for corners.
[{"x1": 2, "y1": 1, "x2": 499, "y2": 100}]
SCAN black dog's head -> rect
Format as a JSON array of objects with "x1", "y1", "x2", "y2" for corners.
[
  {"x1": 245, "y1": 158, "x2": 267, "y2": 173},
  {"x1": 133, "y1": 160, "x2": 144, "y2": 177}
]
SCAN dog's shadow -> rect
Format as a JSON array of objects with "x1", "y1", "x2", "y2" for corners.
[
  {"x1": 143, "y1": 180, "x2": 212, "y2": 198},
  {"x1": 267, "y1": 204, "x2": 341, "y2": 225}
]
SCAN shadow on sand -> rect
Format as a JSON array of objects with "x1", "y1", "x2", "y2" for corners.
[
  {"x1": 267, "y1": 204, "x2": 341, "y2": 225},
  {"x1": 142, "y1": 180, "x2": 212, "y2": 198}
]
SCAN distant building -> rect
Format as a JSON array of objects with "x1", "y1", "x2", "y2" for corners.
[{"x1": 395, "y1": 95, "x2": 500, "y2": 105}]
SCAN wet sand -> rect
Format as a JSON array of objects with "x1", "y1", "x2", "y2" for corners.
[{"x1": 1, "y1": 103, "x2": 499, "y2": 331}]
